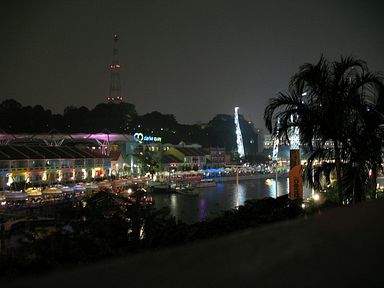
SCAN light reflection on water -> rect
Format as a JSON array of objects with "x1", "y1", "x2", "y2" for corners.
[
  {"x1": 169, "y1": 194, "x2": 177, "y2": 216},
  {"x1": 198, "y1": 198, "x2": 206, "y2": 222},
  {"x1": 266, "y1": 177, "x2": 291, "y2": 198},
  {"x1": 152, "y1": 177, "x2": 311, "y2": 224},
  {"x1": 233, "y1": 183, "x2": 245, "y2": 207}
]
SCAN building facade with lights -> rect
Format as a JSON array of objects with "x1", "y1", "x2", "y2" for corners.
[
  {"x1": 140, "y1": 143, "x2": 230, "y2": 171},
  {"x1": 0, "y1": 133, "x2": 232, "y2": 181},
  {"x1": 0, "y1": 145, "x2": 110, "y2": 190}
]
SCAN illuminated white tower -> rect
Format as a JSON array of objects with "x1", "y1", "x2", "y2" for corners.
[
  {"x1": 272, "y1": 118, "x2": 280, "y2": 161},
  {"x1": 289, "y1": 114, "x2": 300, "y2": 150},
  {"x1": 234, "y1": 107, "x2": 245, "y2": 159}
]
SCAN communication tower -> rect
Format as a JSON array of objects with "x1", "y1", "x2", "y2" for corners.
[{"x1": 107, "y1": 35, "x2": 123, "y2": 103}]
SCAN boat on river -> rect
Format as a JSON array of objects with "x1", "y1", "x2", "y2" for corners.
[
  {"x1": 0, "y1": 192, "x2": 6, "y2": 202},
  {"x1": 148, "y1": 181, "x2": 171, "y2": 193},
  {"x1": 25, "y1": 188, "x2": 43, "y2": 198},
  {"x1": 42, "y1": 187, "x2": 63, "y2": 196},
  {"x1": 195, "y1": 178, "x2": 216, "y2": 188},
  {"x1": 175, "y1": 188, "x2": 198, "y2": 196},
  {"x1": 98, "y1": 180, "x2": 112, "y2": 189},
  {"x1": 4, "y1": 190, "x2": 29, "y2": 202},
  {"x1": 172, "y1": 183, "x2": 198, "y2": 196}
]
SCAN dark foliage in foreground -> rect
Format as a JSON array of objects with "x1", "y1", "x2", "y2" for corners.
[{"x1": 0, "y1": 195, "x2": 302, "y2": 278}]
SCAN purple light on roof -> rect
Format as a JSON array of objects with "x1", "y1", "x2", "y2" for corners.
[
  {"x1": 0, "y1": 133, "x2": 134, "y2": 142},
  {"x1": 80, "y1": 133, "x2": 134, "y2": 142}
]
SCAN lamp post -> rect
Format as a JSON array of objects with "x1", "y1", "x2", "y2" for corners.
[
  {"x1": 236, "y1": 166, "x2": 239, "y2": 208},
  {"x1": 275, "y1": 161, "x2": 278, "y2": 199},
  {"x1": 272, "y1": 118, "x2": 280, "y2": 199}
]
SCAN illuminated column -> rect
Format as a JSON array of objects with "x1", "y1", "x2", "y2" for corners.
[
  {"x1": 272, "y1": 118, "x2": 280, "y2": 162},
  {"x1": 288, "y1": 115, "x2": 303, "y2": 201},
  {"x1": 130, "y1": 155, "x2": 134, "y2": 175},
  {"x1": 6, "y1": 173, "x2": 13, "y2": 187},
  {"x1": 272, "y1": 118, "x2": 280, "y2": 199},
  {"x1": 234, "y1": 107, "x2": 245, "y2": 159}
]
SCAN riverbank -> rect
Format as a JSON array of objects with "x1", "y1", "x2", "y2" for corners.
[
  {"x1": 8, "y1": 199, "x2": 381, "y2": 288},
  {"x1": 0, "y1": 195, "x2": 303, "y2": 280},
  {"x1": 212, "y1": 172, "x2": 287, "y2": 183}
]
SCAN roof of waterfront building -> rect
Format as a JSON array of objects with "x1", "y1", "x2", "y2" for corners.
[
  {"x1": 0, "y1": 145, "x2": 109, "y2": 160},
  {"x1": 109, "y1": 150, "x2": 123, "y2": 161},
  {"x1": 174, "y1": 147, "x2": 206, "y2": 157},
  {"x1": 0, "y1": 133, "x2": 134, "y2": 143},
  {"x1": 161, "y1": 154, "x2": 182, "y2": 163}
]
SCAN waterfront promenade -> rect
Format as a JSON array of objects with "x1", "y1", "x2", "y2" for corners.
[
  {"x1": 7, "y1": 199, "x2": 384, "y2": 287},
  {"x1": 211, "y1": 172, "x2": 286, "y2": 182}
]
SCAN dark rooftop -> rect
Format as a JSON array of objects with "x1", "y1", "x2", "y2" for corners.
[
  {"x1": 161, "y1": 154, "x2": 182, "y2": 163},
  {"x1": 174, "y1": 147, "x2": 206, "y2": 157},
  {"x1": 108, "y1": 150, "x2": 122, "y2": 161},
  {"x1": 0, "y1": 145, "x2": 108, "y2": 160}
]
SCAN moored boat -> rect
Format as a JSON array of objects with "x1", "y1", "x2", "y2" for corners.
[
  {"x1": 4, "y1": 190, "x2": 29, "y2": 201},
  {"x1": 73, "y1": 184, "x2": 86, "y2": 191},
  {"x1": 195, "y1": 178, "x2": 216, "y2": 188},
  {"x1": 174, "y1": 186, "x2": 199, "y2": 196},
  {"x1": 98, "y1": 180, "x2": 112, "y2": 189},
  {"x1": 60, "y1": 186, "x2": 75, "y2": 194},
  {"x1": 148, "y1": 181, "x2": 171, "y2": 193},
  {"x1": 84, "y1": 183, "x2": 99, "y2": 190},
  {"x1": 112, "y1": 179, "x2": 130, "y2": 187},
  {"x1": 25, "y1": 188, "x2": 43, "y2": 198},
  {"x1": 171, "y1": 182, "x2": 198, "y2": 196},
  {"x1": 42, "y1": 187, "x2": 63, "y2": 196}
]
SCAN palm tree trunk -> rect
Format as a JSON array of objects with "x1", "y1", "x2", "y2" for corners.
[
  {"x1": 371, "y1": 166, "x2": 378, "y2": 199},
  {"x1": 334, "y1": 140, "x2": 343, "y2": 205}
]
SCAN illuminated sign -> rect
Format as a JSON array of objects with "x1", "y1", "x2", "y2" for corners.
[
  {"x1": 133, "y1": 132, "x2": 162, "y2": 144},
  {"x1": 289, "y1": 165, "x2": 303, "y2": 200},
  {"x1": 289, "y1": 149, "x2": 303, "y2": 200}
]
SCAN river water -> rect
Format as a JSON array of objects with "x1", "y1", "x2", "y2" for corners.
[{"x1": 152, "y1": 176, "x2": 312, "y2": 224}]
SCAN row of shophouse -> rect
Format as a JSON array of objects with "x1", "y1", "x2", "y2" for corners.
[
  {"x1": 0, "y1": 145, "x2": 110, "y2": 189},
  {"x1": 0, "y1": 139, "x2": 231, "y2": 189},
  {"x1": 111, "y1": 143, "x2": 230, "y2": 177}
]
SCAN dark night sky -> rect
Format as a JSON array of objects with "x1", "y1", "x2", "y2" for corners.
[{"x1": 1, "y1": 0, "x2": 383, "y2": 129}]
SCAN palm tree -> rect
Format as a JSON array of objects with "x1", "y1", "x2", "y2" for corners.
[
  {"x1": 342, "y1": 87, "x2": 384, "y2": 202},
  {"x1": 264, "y1": 55, "x2": 384, "y2": 204},
  {"x1": 133, "y1": 148, "x2": 161, "y2": 178}
]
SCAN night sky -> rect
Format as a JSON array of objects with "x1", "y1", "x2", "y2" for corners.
[{"x1": 1, "y1": 0, "x2": 383, "y2": 129}]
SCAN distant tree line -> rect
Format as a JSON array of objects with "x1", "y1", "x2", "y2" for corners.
[
  {"x1": 0, "y1": 99, "x2": 137, "y2": 134},
  {"x1": 0, "y1": 99, "x2": 260, "y2": 159}
]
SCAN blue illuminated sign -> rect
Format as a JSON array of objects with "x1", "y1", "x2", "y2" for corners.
[{"x1": 134, "y1": 132, "x2": 162, "y2": 143}]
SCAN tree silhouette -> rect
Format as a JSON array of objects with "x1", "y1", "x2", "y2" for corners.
[{"x1": 265, "y1": 55, "x2": 384, "y2": 204}]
